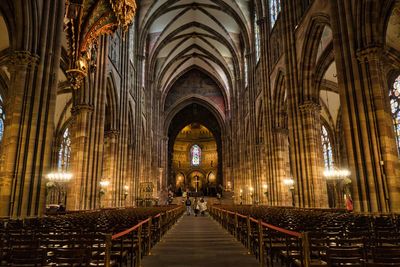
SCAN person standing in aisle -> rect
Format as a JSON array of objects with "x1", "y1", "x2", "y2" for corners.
[{"x1": 185, "y1": 196, "x2": 192, "y2": 215}]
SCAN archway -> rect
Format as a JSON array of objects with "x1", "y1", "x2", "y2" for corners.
[{"x1": 167, "y1": 103, "x2": 223, "y2": 197}]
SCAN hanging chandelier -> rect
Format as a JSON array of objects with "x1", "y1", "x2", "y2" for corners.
[
  {"x1": 47, "y1": 172, "x2": 73, "y2": 182},
  {"x1": 323, "y1": 168, "x2": 351, "y2": 179}
]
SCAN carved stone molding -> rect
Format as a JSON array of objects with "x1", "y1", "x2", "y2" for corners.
[
  {"x1": 257, "y1": 17, "x2": 266, "y2": 26},
  {"x1": 104, "y1": 129, "x2": 120, "y2": 139},
  {"x1": 71, "y1": 103, "x2": 94, "y2": 116},
  {"x1": 8, "y1": 51, "x2": 39, "y2": 69},
  {"x1": 273, "y1": 127, "x2": 289, "y2": 136},
  {"x1": 356, "y1": 46, "x2": 383, "y2": 63},
  {"x1": 299, "y1": 100, "x2": 321, "y2": 114}
]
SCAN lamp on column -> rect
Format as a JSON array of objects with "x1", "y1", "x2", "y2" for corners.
[
  {"x1": 262, "y1": 183, "x2": 268, "y2": 204},
  {"x1": 123, "y1": 185, "x2": 129, "y2": 201},
  {"x1": 283, "y1": 178, "x2": 295, "y2": 207},
  {"x1": 249, "y1": 186, "x2": 254, "y2": 205},
  {"x1": 99, "y1": 180, "x2": 110, "y2": 208}
]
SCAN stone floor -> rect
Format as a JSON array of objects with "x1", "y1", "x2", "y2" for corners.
[{"x1": 142, "y1": 214, "x2": 259, "y2": 267}]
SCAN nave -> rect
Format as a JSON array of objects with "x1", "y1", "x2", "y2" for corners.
[{"x1": 142, "y1": 214, "x2": 259, "y2": 267}]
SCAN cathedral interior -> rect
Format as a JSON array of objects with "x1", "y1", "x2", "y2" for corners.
[{"x1": 0, "y1": 0, "x2": 400, "y2": 266}]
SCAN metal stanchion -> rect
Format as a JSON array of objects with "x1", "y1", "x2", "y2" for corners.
[
  {"x1": 247, "y1": 216, "x2": 251, "y2": 252},
  {"x1": 258, "y1": 220, "x2": 264, "y2": 267},
  {"x1": 137, "y1": 225, "x2": 142, "y2": 267},
  {"x1": 148, "y1": 218, "x2": 152, "y2": 255},
  {"x1": 301, "y1": 232, "x2": 310, "y2": 267},
  {"x1": 234, "y1": 212, "x2": 238, "y2": 239},
  {"x1": 105, "y1": 234, "x2": 112, "y2": 267}
]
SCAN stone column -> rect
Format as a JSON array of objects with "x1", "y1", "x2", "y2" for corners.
[
  {"x1": 104, "y1": 130, "x2": 119, "y2": 207},
  {"x1": 68, "y1": 35, "x2": 108, "y2": 211},
  {"x1": 68, "y1": 104, "x2": 94, "y2": 210},
  {"x1": 273, "y1": 127, "x2": 291, "y2": 206},
  {"x1": 0, "y1": 0, "x2": 64, "y2": 217},
  {"x1": 331, "y1": 0, "x2": 400, "y2": 212},
  {"x1": 298, "y1": 101, "x2": 328, "y2": 208}
]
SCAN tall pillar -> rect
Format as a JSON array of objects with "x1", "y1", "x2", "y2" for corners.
[
  {"x1": 273, "y1": 128, "x2": 291, "y2": 206},
  {"x1": 68, "y1": 104, "x2": 93, "y2": 210},
  {"x1": 104, "y1": 130, "x2": 119, "y2": 207},
  {"x1": 0, "y1": 0, "x2": 64, "y2": 217},
  {"x1": 68, "y1": 36, "x2": 108, "y2": 211},
  {"x1": 331, "y1": 0, "x2": 400, "y2": 212},
  {"x1": 297, "y1": 101, "x2": 328, "y2": 208}
]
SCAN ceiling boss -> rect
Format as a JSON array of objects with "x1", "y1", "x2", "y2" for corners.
[{"x1": 64, "y1": 0, "x2": 137, "y2": 90}]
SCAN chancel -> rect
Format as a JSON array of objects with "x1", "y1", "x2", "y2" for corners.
[{"x1": 0, "y1": 0, "x2": 400, "y2": 266}]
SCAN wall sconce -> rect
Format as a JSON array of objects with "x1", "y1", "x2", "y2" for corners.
[
  {"x1": 283, "y1": 178, "x2": 295, "y2": 207},
  {"x1": 99, "y1": 180, "x2": 110, "y2": 197},
  {"x1": 249, "y1": 187, "x2": 254, "y2": 197},
  {"x1": 262, "y1": 183, "x2": 268, "y2": 198},
  {"x1": 123, "y1": 185, "x2": 129, "y2": 200}
]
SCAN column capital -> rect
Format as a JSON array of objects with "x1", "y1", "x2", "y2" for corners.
[
  {"x1": 356, "y1": 45, "x2": 383, "y2": 63},
  {"x1": 257, "y1": 17, "x2": 266, "y2": 26},
  {"x1": 104, "y1": 129, "x2": 120, "y2": 139},
  {"x1": 299, "y1": 100, "x2": 320, "y2": 113},
  {"x1": 71, "y1": 103, "x2": 94, "y2": 116},
  {"x1": 8, "y1": 51, "x2": 40, "y2": 68},
  {"x1": 273, "y1": 127, "x2": 289, "y2": 135}
]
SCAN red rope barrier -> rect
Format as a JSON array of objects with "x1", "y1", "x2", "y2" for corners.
[
  {"x1": 237, "y1": 213, "x2": 248, "y2": 219},
  {"x1": 111, "y1": 206, "x2": 183, "y2": 240},
  {"x1": 249, "y1": 217, "x2": 259, "y2": 223},
  {"x1": 213, "y1": 206, "x2": 302, "y2": 238},
  {"x1": 112, "y1": 218, "x2": 151, "y2": 240},
  {"x1": 260, "y1": 221, "x2": 302, "y2": 238}
]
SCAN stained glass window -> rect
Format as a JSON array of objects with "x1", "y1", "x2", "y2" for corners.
[
  {"x1": 0, "y1": 95, "x2": 4, "y2": 143},
  {"x1": 390, "y1": 75, "x2": 400, "y2": 156},
  {"x1": 321, "y1": 125, "x2": 333, "y2": 170},
  {"x1": 191, "y1": 144, "x2": 201, "y2": 166},
  {"x1": 58, "y1": 128, "x2": 71, "y2": 171},
  {"x1": 254, "y1": 13, "x2": 260, "y2": 62},
  {"x1": 270, "y1": 0, "x2": 281, "y2": 28}
]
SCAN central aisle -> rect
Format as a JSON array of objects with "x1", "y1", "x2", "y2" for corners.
[{"x1": 142, "y1": 214, "x2": 259, "y2": 267}]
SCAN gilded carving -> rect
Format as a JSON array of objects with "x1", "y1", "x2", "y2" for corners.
[
  {"x1": 64, "y1": 0, "x2": 137, "y2": 89},
  {"x1": 110, "y1": 0, "x2": 137, "y2": 32}
]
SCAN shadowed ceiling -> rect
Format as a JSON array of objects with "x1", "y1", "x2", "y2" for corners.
[{"x1": 139, "y1": 0, "x2": 251, "y2": 103}]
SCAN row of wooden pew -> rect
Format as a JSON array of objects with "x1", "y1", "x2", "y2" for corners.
[
  {"x1": 0, "y1": 206, "x2": 184, "y2": 266},
  {"x1": 210, "y1": 205, "x2": 400, "y2": 267}
]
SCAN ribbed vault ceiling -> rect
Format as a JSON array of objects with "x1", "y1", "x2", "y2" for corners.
[{"x1": 139, "y1": 0, "x2": 251, "y2": 101}]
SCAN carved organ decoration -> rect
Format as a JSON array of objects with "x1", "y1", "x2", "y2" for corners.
[{"x1": 64, "y1": 0, "x2": 137, "y2": 89}]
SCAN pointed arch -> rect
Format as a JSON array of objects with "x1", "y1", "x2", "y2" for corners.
[
  {"x1": 300, "y1": 13, "x2": 331, "y2": 102},
  {"x1": 106, "y1": 73, "x2": 120, "y2": 131}
]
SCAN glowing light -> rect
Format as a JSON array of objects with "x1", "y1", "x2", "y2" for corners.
[
  {"x1": 283, "y1": 178, "x2": 295, "y2": 186},
  {"x1": 46, "y1": 172, "x2": 73, "y2": 182},
  {"x1": 323, "y1": 169, "x2": 351, "y2": 179},
  {"x1": 262, "y1": 184, "x2": 268, "y2": 189},
  {"x1": 100, "y1": 180, "x2": 110, "y2": 187}
]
